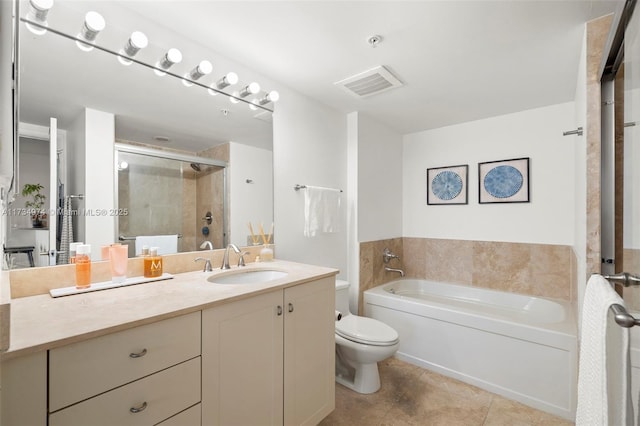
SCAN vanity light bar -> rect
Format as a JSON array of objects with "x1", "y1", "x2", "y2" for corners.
[{"x1": 19, "y1": 12, "x2": 277, "y2": 111}]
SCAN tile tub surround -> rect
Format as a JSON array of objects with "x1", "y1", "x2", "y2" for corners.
[
  {"x1": 359, "y1": 238, "x2": 574, "y2": 314},
  {"x1": 8, "y1": 245, "x2": 267, "y2": 299}
]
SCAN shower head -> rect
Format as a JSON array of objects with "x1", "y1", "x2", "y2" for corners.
[{"x1": 190, "y1": 163, "x2": 201, "y2": 172}]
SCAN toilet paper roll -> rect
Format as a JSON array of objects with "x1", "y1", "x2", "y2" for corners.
[{"x1": 335, "y1": 310, "x2": 342, "y2": 321}]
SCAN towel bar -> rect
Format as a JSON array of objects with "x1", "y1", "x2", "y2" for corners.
[
  {"x1": 294, "y1": 184, "x2": 343, "y2": 192},
  {"x1": 603, "y1": 273, "x2": 640, "y2": 328},
  {"x1": 610, "y1": 304, "x2": 640, "y2": 328},
  {"x1": 119, "y1": 234, "x2": 183, "y2": 241}
]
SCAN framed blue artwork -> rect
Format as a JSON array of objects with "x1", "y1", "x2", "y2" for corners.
[
  {"x1": 479, "y1": 157, "x2": 530, "y2": 204},
  {"x1": 426, "y1": 164, "x2": 468, "y2": 205}
]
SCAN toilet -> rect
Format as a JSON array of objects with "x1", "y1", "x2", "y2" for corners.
[{"x1": 334, "y1": 280, "x2": 399, "y2": 394}]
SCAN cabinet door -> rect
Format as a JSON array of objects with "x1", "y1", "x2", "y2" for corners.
[
  {"x1": 284, "y1": 277, "x2": 336, "y2": 426},
  {"x1": 202, "y1": 291, "x2": 284, "y2": 426},
  {"x1": 1, "y1": 351, "x2": 47, "y2": 426}
]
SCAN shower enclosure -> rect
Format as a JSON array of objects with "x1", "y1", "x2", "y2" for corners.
[{"x1": 115, "y1": 144, "x2": 227, "y2": 257}]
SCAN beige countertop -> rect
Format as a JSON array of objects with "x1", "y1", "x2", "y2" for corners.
[{"x1": 1, "y1": 260, "x2": 338, "y2": 360}]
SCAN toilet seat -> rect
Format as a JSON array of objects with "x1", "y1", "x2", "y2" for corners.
[{"x1": 335, "y1": 315, "x2": 399, "y2": 346}]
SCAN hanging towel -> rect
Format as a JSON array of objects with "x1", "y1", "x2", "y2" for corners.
[
  {"x1": 57, "y1": 196, "x2": 73, "y2": 264},
  {"x1": 576, "y1": 274, "x2": 633, "y2": 426},
  {"x1": 135, "y1": 235, "x2": 178, "y2": 255},
  {"x1": 303, "y1": 186, "x2": 341, "y2": 237}
]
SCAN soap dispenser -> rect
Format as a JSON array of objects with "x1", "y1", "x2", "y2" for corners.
[
  {"x1": 75, "y1": 244, "x2": 92, "y2": 289},
  {"x1": 144, "y1": 247, "x2": 163, "y2": 278}
]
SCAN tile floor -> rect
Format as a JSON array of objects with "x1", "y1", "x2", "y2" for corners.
[{"x1": 319, "y1": 358, "x2": 574, "y2": 426}]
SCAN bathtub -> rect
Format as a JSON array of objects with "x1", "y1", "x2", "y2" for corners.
[{"x1": 364, "y1": 279, "x2": 578, "y2": 420}]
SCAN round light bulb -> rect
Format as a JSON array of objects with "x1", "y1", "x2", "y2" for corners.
[
  {"x1": 118, "y1": 31, "x2": 148, "y2": 66},
  {"x1": 208, "y1": 84, "x2": 219, "y2": 96},
  {"x1": 25, "y1": 0, "x2": 53, "y2": 35},
  {"x1": 155, "y1": 48, "x2": 182, "y2": 76},
  {"x1": 226, "y1": 72, "x2": 239, "y2": 85},
  {"x1": 76, "y1": 11, "x2": 105, "y2": 52},
  {"x1": 183, "y1": 60, "x2": 213, "y2": 87},
  {"x1": 268, "y1": 90, "x2": 280, "y2": 102},
  {"x1": 248, "y1": 82, "x2": 260, "y2": 94},
  {"x1": 229, "y1": 92, "x2": 240, "y2": 104}
]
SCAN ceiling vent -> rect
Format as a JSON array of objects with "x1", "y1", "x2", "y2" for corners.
[{"x1": 335, "y1": 65, "x2": 403, "y2": 98}]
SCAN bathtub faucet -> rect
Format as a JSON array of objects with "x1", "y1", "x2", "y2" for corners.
[
  {"x1": 383, "y1": 248, "x2": 400, "y2": 263},
  {"x1": 385, "y1": 267, "x2": 405, "y2": 277}
]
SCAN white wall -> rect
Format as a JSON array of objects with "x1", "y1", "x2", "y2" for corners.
[
  {"x1": 229, "y1": 142, "x2": 273, "y2": 246},
  {"x1": 68, "y1": 111, "x2": 87, "y2": 245},
  {"x1": 272, "y1": 90, "x2": 348, "y2": 277},
  {"x1": 67, "y1": 108, "x2": 115, "y2": 259},
  {"x1": 357, "y1": 113, "x2": 404, "y2": 242},
  {"x1": 403, "y1": 102, "x2": 576, "y2": 245},
  {"x1": 84, "y1": 109, "x2": 115, "y2": 260}
]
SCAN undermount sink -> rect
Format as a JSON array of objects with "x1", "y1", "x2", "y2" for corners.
[{"x1": 207, "y1": 269, "x2": 289, "y2": 285}]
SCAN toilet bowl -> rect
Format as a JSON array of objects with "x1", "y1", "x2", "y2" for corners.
[{"x1": 335, "y1": 280, "x2": 399, "y2": 394}]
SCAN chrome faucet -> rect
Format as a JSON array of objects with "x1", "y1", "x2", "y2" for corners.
[
  {"x1": 194, "y1": 257, "x2": 213, "y2": 272},
  {"x1": 221, "y1": 243, "x2": 241, "y2": 269},
  {"x1": 383, "y1": 248, "x2": 400, "y2": 264},
  {"x1": 385, "y1": 267, "x2": 405, "y2": 277},
  {"x1": 200, "y1": 241, "x2": 213, "y2": 250}
]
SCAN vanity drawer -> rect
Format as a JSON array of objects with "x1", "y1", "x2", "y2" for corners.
[
  {"x1": 49, "y1": 357, "x2": 201, "y2": 426},
  {"x1": 49, "y1": 311, "x2": 201, "y2": 411},
  {"x1": 156, "y1": 403, "x2": 201, "y2": 426}
]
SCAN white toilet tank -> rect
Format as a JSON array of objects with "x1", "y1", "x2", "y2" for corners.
[{"x1": 335, "y1": 279, "x2": 351, "y2": 316}]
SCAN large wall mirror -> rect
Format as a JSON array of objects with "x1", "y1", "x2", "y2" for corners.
[{"x1": 3, "y1": 0, "x2": 275, "y2": 268}]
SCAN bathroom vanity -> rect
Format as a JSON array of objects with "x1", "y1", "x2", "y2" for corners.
[{"x1": 0, "y1": 260, "x2": 337, "y2": 426}]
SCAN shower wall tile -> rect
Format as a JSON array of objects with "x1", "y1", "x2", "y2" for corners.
[
  {"x1": 359, "y1": 238, "x2": 573, "y2": 309},
  {"x1": 624, "y1": 249, "x2": 640, "y2": 311}
]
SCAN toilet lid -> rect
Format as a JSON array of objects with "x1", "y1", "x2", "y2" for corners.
[{"x1": 336, "y1": 315, "x2": 399, "y2": 346}]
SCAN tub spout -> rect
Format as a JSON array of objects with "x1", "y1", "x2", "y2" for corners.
[{"x1": 385, "y1": 267, "x2": 405, "y2": 277}]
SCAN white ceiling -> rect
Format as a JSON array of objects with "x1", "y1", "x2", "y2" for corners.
[
  {"x1": 20, "y1": 0, "x2": 623, "y2": 151},
  {"x1": 120, "y1": 0, "x2": 622, "y2": 134}
]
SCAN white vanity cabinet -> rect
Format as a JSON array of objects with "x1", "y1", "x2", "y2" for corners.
[
  {"x1": 202, "y1": 276, "x2": 336, "y2": 426},
  {"x1": 47, "y1": 311, "x2": 202, "y2": 425}
]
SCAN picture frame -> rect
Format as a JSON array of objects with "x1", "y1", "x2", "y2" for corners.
[
  {"x1": 478, "y1": 157, "x2": 530, "y2": 204},
  {"x1": 426, "y1": 164, "x2": 468, "y2": 205}
]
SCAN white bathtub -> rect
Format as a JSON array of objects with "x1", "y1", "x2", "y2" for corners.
[{"x1": 364, "y1": 279, "x2": 578, "y2": 420}]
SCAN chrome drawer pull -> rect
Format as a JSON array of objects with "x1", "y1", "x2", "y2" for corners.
[
  {"x1": 130, "y1": 401, "x2": 147, "y2": 413},
  {"x1": 129, "y1": 348, "x2": 148, "y2": 358}
]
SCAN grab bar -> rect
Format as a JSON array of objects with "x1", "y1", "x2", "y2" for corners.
[
  {"x1": 119, "y1": 234, "x2": 183, "y2": 241},
  {"x1": 603, "y1": 273, "x2": 640, "y2": 328}
]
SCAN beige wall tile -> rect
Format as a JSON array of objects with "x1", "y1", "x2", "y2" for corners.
[
  {"x1": 424, "y1": 238, "x2": 473, "y2": 285},
  {"x1": 360, "y1": 237, "x2": 573, "y2": 302},
  {"x1": 473, "y1": 241, "x2": 532, "y2": 294}
]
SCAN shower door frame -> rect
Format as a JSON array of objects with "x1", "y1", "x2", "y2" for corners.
[{"x1": 114, "y1": 143, "x2": 229, "y2": 252}]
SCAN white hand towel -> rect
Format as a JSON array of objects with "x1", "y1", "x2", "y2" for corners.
[
  {"x1": 304, "y1": 186, "x2": 341, "y2": 237},
  {"x1": 576, "y1": 274, "x2": 633, "y2": 426},
  {"x1": 135, "y1": 235, "x2": 178, "y2": 255}
]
